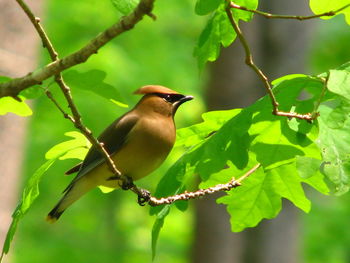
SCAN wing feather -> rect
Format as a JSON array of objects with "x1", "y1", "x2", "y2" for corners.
[{"x1": 63, "y1": 112, "x2": 139, "y2": 192}]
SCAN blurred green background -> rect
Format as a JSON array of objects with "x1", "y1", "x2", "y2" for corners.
[{"x1": 4, "y1": 0, "x2": 350, "y2": 262}]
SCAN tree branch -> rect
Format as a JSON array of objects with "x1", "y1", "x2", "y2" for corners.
[
  {"x1": 230, "y1": 1, "x2": 350, "y2": 20},
  {"x1": 225, "y1": 3, "x2": 318, "y2": 121},
  {"x1": 147, "y1": 163, "x2": 261, "y2": 206},
  {"x1": 0, "y1": 0, "x2": 156, "y2": 99}
]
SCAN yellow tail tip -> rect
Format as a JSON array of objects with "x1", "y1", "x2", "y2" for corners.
[{"x1": 46, "y1": 215, "x2": 58, "y2": 224}]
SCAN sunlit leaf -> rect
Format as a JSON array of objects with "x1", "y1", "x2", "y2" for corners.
[
  {"x1": 310, "y1": 0, "x2": 350, "y2": 25},
  {"x1": 152, "y1": 73, "x2": 326, "y2": 237},
  {"x1": 231, "y1": 0, "x2": 258, "y2": 22},
  {"x1": 327, "y1": 69, "x2": 350, "y2": 101},
  {"x1": 110, "y1": 98, "x2": 129, "y2": 108},
  {"x1": 45, "y1": 131, "x2": 90, "y2": 160},
  {"x1": 317, "y1": 102, "x2": 350, "y2": 195},
  {"x1": 218, "y1": 162, "x2": 318, "y2": 232},
  {"x1": 0, "y1": 96, "x2": 32, "y2": 116}
]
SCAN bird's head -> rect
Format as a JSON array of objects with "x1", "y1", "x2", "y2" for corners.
[{"x1": 134, "y1": 85, "x2": 193, "y2": 117}]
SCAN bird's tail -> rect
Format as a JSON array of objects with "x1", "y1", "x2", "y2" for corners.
[{"x1": 46, "y1": 177, "x2": 94, "y2": 223}]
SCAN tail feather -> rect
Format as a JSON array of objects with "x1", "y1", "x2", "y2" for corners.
[
  {"x1": 46, "y1": 177, "x2": 94, "y2": 223},
  {"x1": 46, "y1": 203, "x2": 65, "y2": 223}
]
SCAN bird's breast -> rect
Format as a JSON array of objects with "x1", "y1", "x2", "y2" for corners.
[{"x1": 110, "y1": 116, "x2": 176, "y2": 182}]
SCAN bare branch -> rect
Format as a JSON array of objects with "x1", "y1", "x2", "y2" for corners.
[
  {"x1": 230, "y1": 1, "x2": 350, "y2": 20},
  {"x1": 147, "y1": 163, "x2": 261, "y2": 206},
  {"x1": 0, "y1": 0, "x2": 156, "y2": 98}
]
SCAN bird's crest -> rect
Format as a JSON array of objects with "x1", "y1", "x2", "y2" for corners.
[{"x1": 134, "y1": 85, "x2": 179, "y2": 95}]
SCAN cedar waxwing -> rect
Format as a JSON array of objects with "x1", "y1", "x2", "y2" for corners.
[{"x1": 46, "y1": 85, "x2": 193, "y2": 222}]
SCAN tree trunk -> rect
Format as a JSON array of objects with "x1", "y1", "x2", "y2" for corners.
[{"x1": 0, "y1": 0, "x2": 42, "y2": 261}]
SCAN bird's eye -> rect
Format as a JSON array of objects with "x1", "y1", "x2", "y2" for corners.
[
  {"x1": 154, "y1": 93, "x2": 184, "y2": 103},
  {"x1": 164, "y1": 94, "x2": 171, "y2": 101}
]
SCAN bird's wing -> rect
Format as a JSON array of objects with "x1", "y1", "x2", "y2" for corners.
[
  {"x1": 63, "y1": 113, "x2": 139, "y2": 192},
  {"x1": 65, "y1": 163, "x2": 82, "y2": 175}
]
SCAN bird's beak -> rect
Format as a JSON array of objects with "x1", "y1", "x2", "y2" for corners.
[
  {"x1": 172, "y1": 95, "x2": 193, "y2": 114},
  {"x1": 175, "y1": 95, "x2": 194, "y2": 107},
  {"x1": 179, "y1": 95, "x2": 194, "y2": 104}
]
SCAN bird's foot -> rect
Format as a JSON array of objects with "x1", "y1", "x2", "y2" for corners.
[
  {"x1": 120, "y1": 175, "x2": 134, "y2": 190},
  {"x1": 137, "y1": 189, "x2": 151, "y2": 206}
]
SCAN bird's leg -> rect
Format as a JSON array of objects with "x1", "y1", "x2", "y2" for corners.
[
  {"x1": 137, "y1": 188, "x2": 151, "y2": 206},
  {"x1": 107, "y1": 174, "x2": 150, "y2": 205},
  {"x1": 107, "y1": 174, "x2": 135, "y2": 190}
]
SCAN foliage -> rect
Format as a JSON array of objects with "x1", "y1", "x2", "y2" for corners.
[{"x1": 0, "y1": 0, "x2": 350, "y2": 262}]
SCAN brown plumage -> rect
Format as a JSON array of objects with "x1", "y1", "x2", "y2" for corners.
[{"x1": 46, "y1": 85, "x2": 193, "y2": 222}]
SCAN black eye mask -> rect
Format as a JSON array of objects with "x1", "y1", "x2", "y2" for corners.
[{"x1": 154, "y1": 93, "x2": 185, "y2": 103}]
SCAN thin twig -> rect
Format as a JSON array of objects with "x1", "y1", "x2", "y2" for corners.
[
  {"x1": 225, "y1": 4, "x2": 316, "y2": 121},
  {"x1": 148, "y1": 163, "x2": 261, "y2": 206},
  {"x1": 230, "y1": 2, "x2": 350, "y2": 20},
  {"x1": 45, "y1": 89, "x2": 75, "y2": 122},
  {"x1": 0, "y1": 0, "x2": 156, "y2": 98},
  {"x1": 15, "y1": 0, "x2": 57, "y2": 60}
]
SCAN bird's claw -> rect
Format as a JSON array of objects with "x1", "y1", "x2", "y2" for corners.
[
  {"x1": 137, "y1": 189, "x2": 151, "y2": 206},
  {"x1": 120, "y1": 176, "x2": 134, "y2": 190}
]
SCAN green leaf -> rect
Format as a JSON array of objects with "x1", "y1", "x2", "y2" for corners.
[
  {"x1": 1, "y1": 131, "x2": 92, "y2": 258},
  {"x1": 0, "y1": 76, "x2": 41, "y2": 116},
  {"x1": 151, "y1": 205, "x2": 170, "y2": 260},
  {"x1": 271, "y1": 74, "x2": 308, "y2": 85},
  {"x1": 19, "y1": 86, "x2": 44, "y2": 99},
  {"x1": 195, "y1": 0, "x2": 223, "y2": 15},
  {"x1": 317, "y1": 102, "x2": 350, "y2": 195},
  {"x1": 45, "y1": 131, "x2": 90, "y2": 160},
  {"x1": 309, "y1": 0, "x2": 350, "y2": 25},
  {"x1": 63, "y1": 70, "x2": 124, "y2": 102},
  {"x1": 296, "y1": 157, "x2": 329, "y2": 194},
  {"x1": 217, "y1": 164, "x2": 280, "y2": 232},
  {"x1": 152, "y1": 73, "x2": 328, "y2": 239},
  {"x1": 194, "y1": 5, "x2": 237, "y2": 69},
  {"x1": 327, "y1": 69, "x2": 350, "y2": 100},
  {"x1": 111, "y1": 0, "x2": 139, "y2": 15},
  {"x1": 1, "y1": 216, "x2": 19, "y2": 261},
  {"x1": 296, "y1": 156, "x2": 322, "y2": 179},
  {"x1": 218, "y1": 162, "x2": 316, "y2": 232},
  {"x1": 110, "y1": 98, "x2": 129, "y2": 108},
  {"x1": 1, "y1": 159, "x2": 55, "y2": 259},
  {"x1": 231, "y1": 0, "x2": 258, "y2": 22},
  {"x1": 0, "y1": 96, "x2": 32, "y2": 116},
  {"x1": 175, "y1": 109, "x2": 241, "y2": 147}
]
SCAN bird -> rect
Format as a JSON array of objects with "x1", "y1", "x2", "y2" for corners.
[{"x1": 46, "y1": 85, "x2": 193, "y2": 223}]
